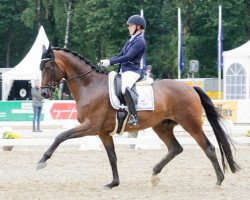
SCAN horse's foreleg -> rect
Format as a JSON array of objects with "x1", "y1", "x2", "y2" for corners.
[
  {"x1": 37, "y1": 126, "x2": 87, "y2": 170},
  {"x1": 99, "y1": 134, "x2": 119, "y2": 189}
]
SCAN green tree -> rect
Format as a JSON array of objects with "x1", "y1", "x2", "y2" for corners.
[
  {"x1": 0, "y1": 0, "x2": 249, "y2": 80},
  {"x1": 0, "y1": 0, "x2": 35, "y2": 68}
]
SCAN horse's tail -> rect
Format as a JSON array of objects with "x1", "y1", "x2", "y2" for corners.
[{"x1": 193, "y1": 86, "x2": 240, "y2": 173}]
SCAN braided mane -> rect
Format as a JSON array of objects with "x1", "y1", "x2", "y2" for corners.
[{"x1": 52, "y1": 47, "x2": 108, "y2": 74}]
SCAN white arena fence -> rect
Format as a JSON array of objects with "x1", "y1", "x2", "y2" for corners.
[
  {"x1": 1, "y1": 127, "x2": 250, "y2": 150},
  {"x1": 1, "y1": 100, "x2": 250, "y2": 123}
]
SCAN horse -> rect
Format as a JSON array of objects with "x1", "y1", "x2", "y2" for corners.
[{"x1": 37, "y1": 45, "x2": 240, "y2": 189}]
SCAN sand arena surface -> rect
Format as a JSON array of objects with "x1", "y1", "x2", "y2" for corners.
[{"x1": 0, "y1": 145, "x2": 249, "y2": 200}]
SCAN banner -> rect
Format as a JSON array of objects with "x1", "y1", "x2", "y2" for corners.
[
  {"x1": 0, "y1": 101, "x2": 43, "y2": 121},
  {"x1": 217, "y1": 6, "x2": 223, "y2": 99},
  {"x1": 212, "y1": 100, "x2": 237, "y2": 123},
  {"x1": 49, "y1": 102, "x2": 77, "y2": 119},
  {"x1": 178, "y1": 8, "x2": 184, "y2": 78},
  {"x1": 217, "y1": 6, "x2": 224, "y2": 72}
]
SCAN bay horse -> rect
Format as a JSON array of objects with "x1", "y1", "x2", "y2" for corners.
[{"x1": 38, "y1": 45, "x2": 240, "y2": 189}]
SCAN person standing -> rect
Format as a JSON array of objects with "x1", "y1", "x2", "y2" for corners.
[
  {"x1": 146, "y1": 65, "x2": 155, "y2": 79},
  {"x1": 31, "y1": 79, "x2": 44, "y2": 132},
  {"x1": 99, "y1": 15, "x2": 146, "y2": 127}
]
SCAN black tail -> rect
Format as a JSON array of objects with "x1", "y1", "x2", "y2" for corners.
[{"x1": 193, "y1": 86, "x2": 240, "y2": 173}]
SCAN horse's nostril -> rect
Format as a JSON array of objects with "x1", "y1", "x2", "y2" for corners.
[{"x1": 41, "y1": 92, "x2": 47, "y2": 97}]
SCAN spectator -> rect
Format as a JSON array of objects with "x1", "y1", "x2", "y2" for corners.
[
  {"x1": 31, "y1": 79, "x2": 44, "y2": 132},
  {"x1": 146, "y1": 65, "x2": 155, "y2": 79}
]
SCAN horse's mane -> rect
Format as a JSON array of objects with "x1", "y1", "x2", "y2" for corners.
[{"x1": 52, "y1": 47, "x2": 108, "y2": 74}]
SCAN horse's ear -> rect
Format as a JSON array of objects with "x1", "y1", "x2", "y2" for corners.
[
  {"x1": 48, "y1": 44, "x2": 52, "y2": 51},
  {"x1": 41, "y1": 45, "x2": 48, "y2": 60},
  {"x1": 47, "y1": 44, "x2": 54, "y2": 58},
  {"x1": 42, "y1": 45, "x2": 46, "y2": 53},
  {"x1": 41, "y1": 44, "x2": 54, "y2": 60}
]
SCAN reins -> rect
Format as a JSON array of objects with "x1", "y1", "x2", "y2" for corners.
[
  {"x1": 67, "y1": 69, "x2": 93, "y2": 81},
  {"x1": 66, "y1": 62, "x2": 106, "y2": 81}
]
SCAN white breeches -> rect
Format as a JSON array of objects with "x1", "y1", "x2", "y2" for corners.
[{"x1": 121, "y1": 71, "x2": 140, "y2": 94}]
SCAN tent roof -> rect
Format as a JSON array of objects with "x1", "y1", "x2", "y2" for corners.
[
  {"x1": 223, "y1": 40, "x2": 250, "y2": 57},
  {"x1": 2, "y1": 26, "x2": 49, "y2": 100}
]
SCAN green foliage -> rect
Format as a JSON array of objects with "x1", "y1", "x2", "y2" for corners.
[
  {"x1": 21, "y1": 7, "x2": 36, "y2": 28},
  {"x1": 247, "y1": 130, "x2": 250, "y2": 137},
  {"x1": 0, "y1": 0, "x2": 249, "y2": 79},
  {"x1": 53, "y1": 87, "x2": 60, "y2": 100},
  {"x1": 0, "y1": 0, "x2": 35, "y2": 68}
]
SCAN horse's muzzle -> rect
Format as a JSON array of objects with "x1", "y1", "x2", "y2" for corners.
[{"x1": 41, "y1": 88, "x2": 52, "y2": 99}]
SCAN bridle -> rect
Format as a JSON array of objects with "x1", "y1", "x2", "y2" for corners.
[
  {"x1": 40, "y1": 58, "x2": 64, "y2": 92},
  {"x1": 40, "y1": 57, "x2": 93, "y2": 92}
]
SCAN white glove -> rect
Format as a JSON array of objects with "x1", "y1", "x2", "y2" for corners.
[{"x1": 100, "y1": 59, "x2": 110, "y2": 68}]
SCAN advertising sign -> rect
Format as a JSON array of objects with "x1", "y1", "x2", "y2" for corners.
[
  {"x1": 50, "y1": 102, "x2": 77, "y2": 119},
  {"x1": 213, "y1": 100, "x2": 237, "y2": 123},
  {"x1": 184, "y1": 81, "x2": 204, "y2": 88},
  {"x1": 0, "y1": 101, "x2": 44, "y2": 121}
]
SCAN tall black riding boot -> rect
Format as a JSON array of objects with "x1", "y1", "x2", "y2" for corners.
[{"x1": 123, "y1": 87, "x2": 139, "y2": 127}]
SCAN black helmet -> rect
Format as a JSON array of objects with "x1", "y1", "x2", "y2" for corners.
[{"x1": 127, "y1": 15, "x2": 146, "y2": 29}]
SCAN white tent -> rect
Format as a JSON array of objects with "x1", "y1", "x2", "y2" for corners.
[
  {"x1": 223, "y1": 40, "x2": 250, "y2": 99},
  {"x1": 1, "y1": 26, "x2": 49, "y2": 100}
]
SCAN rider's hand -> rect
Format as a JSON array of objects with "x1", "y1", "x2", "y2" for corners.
[{"x1": 100, "y1": 59, "x2": 110, "y2": 68}]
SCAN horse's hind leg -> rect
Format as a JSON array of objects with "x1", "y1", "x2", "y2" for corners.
[
  {"x1": 204, "y1": 136, "x2": 224, "y2": 185},
  {"x1": 151, "y1": 120, "x2": 183, "y2": 187},
  {"x1": 182, "y1": 122, "x2": 224, "y2": 185},
  {"x1": 192, "y1": 131, "x2": 224, "y2": 185}
]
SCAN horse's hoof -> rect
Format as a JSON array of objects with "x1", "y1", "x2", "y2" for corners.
[
  {"x1": 104, "y1": 185, "x2": 113, "y2": 190},
  {"x1": 104, "y1": 182, "x2": 119, "y2": 189},
  {"x1": 151, "y1": 175, "x2": 160, "y2": 188},
  {"x1": 36, "y1": 162, "x2": 47, "y2": 170},
  {"x1": 216, "y1": 181, "x2": 222, "y2": 186}
]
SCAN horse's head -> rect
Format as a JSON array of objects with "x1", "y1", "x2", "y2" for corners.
[{"x1": 40, "y1": 44, "x2": 65, "y2": 99}]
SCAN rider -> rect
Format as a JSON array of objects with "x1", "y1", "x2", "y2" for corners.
[{"x1": 100, "y1": 15, "x2": 146, "y2": 127}]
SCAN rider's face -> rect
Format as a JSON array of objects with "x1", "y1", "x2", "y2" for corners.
[{"x1": 127, "y1": 24, "x2": 136, "y2": 36}]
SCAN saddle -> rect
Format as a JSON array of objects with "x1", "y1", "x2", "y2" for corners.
[
  {"x1": 114, "y1": 73, "x2": 138, "y2": 106},
  {"x1": 109, "y1": 71, "x2": 154, "y2": 110},
  {"x1": 108, "y1": 71, "x2": 154, "y2": 135}
]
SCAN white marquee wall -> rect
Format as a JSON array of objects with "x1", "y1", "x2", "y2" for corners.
[{"x1": 223, "y1": 41, "x2": 250, "y2": 100}]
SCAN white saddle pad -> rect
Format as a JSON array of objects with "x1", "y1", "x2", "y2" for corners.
[{"x1": 108, "y1": 71, "x2": 154, "y2": 111}]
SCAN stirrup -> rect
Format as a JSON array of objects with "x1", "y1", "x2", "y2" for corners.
[{"x1": 128, "y1": 115, "x2": 139, "y2": 127}]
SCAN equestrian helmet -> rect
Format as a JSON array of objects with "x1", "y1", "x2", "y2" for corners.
[{"x1": 127, "y1": 15, "x2": 146, "y2": 29}]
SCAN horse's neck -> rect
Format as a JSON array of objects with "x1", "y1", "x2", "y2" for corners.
[
  {"x1": 56, "y1": 51, "x2": 109, "y2": 103},
  {"x1": 66, "y1": 72, "x2": 108, "y2": 103}
]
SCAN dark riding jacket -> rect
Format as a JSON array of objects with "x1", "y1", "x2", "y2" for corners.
[{"x1": 109, "y1": 33, "x2": 146, "y2": 75}]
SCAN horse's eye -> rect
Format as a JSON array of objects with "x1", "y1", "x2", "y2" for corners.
[{"x1": 47, "y1": 66, "x2": 53, "y2": 71}]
